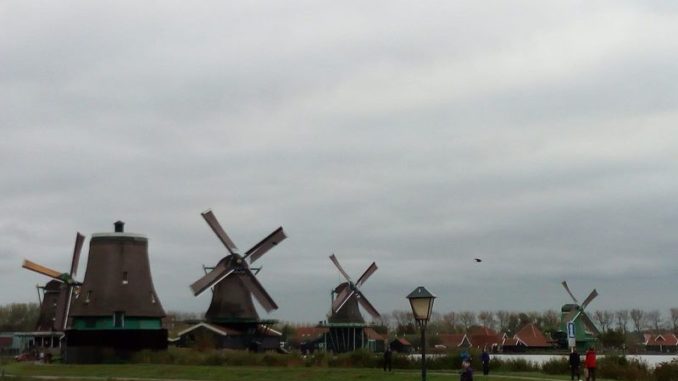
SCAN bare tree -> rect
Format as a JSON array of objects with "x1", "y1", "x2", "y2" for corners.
[
  {"x1": 646, "y1": 310, "x2": 662, "y2": 333},
  {"x1": 541, "y1": 310, "x2": 560, "y2": 332},
  {"x1": 459, "y1": 311, "x2": 477, "y2": 331},
  {"x1": 615, "y1": 309, "x2": 630, "y2": 334},
  {"x1": 496, "y1": 310, "x2": 510, "y2": 332},
  {"x1": 593, "y1": 310, "x2": 614, "y2": 332},
  {"x1": 442, "y1": 311, "x2": 459, "y2": 332},
  {"x1": 630, "y1": 309, "x2": 645, "y2": 332},
  {"x1": 478, "y1": 311, "x2": 496, "y2": 330},
  {"x1": 671, "y1": 308, "x2": 678, "y2": 333}
]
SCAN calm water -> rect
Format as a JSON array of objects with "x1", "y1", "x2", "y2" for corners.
[{"x1": 492, "y1": 353, "x2": 678, "y2": 368}]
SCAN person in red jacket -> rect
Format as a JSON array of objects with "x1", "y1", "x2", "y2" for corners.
[{"x1": 585, "y1": 347, "x2": 597, "y2": 381}]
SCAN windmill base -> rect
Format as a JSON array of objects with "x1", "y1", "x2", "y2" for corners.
[{"x1": 63, "y1": 329, "x2": 168, "y2": 363}]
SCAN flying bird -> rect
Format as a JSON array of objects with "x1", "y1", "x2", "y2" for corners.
[{"x1": 474, "y1": 258, "x2": 482, "y2": 263}]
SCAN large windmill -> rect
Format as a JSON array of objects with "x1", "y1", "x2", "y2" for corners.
[
  {"x1": 557, "y1": 281, "x2": 600, "y2": 350},
  {"x1": 22, "y1": 233, "x2": 85, "y2": 332},
  {"x1": 322, "y1": 254, "x2": 381, "y2": 353},
  {"x1": 185, "y1": 210, "x2": 287, "y2": 350},
  {"x1": 65, "y1": 221, "x2": 167, "y2": 363}
]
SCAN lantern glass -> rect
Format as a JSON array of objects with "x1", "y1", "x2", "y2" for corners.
[{"x1": 410, "y1": 297, "x2": 433, "y2": 321}]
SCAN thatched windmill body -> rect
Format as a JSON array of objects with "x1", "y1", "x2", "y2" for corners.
[
  {"x1": 187, "y1": 210, "x2": 286, "y2": 350},
  {"x1": 64, "y1": 221, "x2": 167, "y2": 362},
  {"x1": 322, "y1": 254, "x2": 381, "y2": 353}
]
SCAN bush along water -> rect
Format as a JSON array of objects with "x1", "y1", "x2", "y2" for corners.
[{"x1": 130, "y1": 347, "x2": 678, "y2": 380}]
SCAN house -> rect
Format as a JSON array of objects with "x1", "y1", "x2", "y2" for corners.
[
  {"x1": 439, "y1": 333, "x2": 472, "y2": 350},
  {"x1": 363, "y1": 327, "x2": 387, "y2": 352},
  {"x1": 390, "y1": 337, "x2": 413, "y2": 353},
  {"x1": 291, "y1": 326, "x2": 328, "y2": 354},
  {"x1": 643, "y1": 333, "x2": 678, "y2": 353},
  {"x1": 172, "y1": 322, "x2": 282, "y2": 352},
  {"x1": 468, "y1": 326, "x2": 502, "y2": 352},
  {"x1": 501, "y1": 323, "x2": 552, "y2": 352}
]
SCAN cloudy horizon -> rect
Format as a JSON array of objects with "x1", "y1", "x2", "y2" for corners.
[{"x1": 2, "y1": 1, "x2": 677, "y2": 324}]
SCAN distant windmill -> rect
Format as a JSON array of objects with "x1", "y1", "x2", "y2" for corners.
[
  {"x1": 558, "y1": 281, "x2": 600, "y2": 350},
  {"x1": 22, "y1": 233, "x2": 85, "y2": 331},
  {"x1": 186, "y1": 210, "x2": 286, "y2": 351},
  {"x1": 324, "y1": 254, "x2": 381, "y2": 353},
  {"x1": 329, "y1": 254, "x2": 380, "y2": 323}
]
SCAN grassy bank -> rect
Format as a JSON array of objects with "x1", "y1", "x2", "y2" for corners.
[{"x1": 1, "y1": 362, "x2": 616, "y2": 381}]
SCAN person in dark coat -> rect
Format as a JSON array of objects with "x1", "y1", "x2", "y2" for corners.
[
  {"x1": 569, "y1": 348, "x2": 581, "y2": 381},
  {"x1": 481, "y1": 348, "x2": 490, "y2": 375},
  {"x1": 383, "y1": 346, "x2": 392, "y2": 372},
  {"x1": 460, "y1": 360, "x2": 474, "y2": 381}
]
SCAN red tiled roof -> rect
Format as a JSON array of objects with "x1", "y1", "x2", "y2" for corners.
[
  {"x1": 439, "y1": 333, "x2": 470, "y2": 348},
  {"x1": 645, "y1": 333, "x2": 678, "y2": 346},
  {"x1": 394, "y1": 337, "x2": 411, "y2": 346},
  {"x1": 363, "y1": 327, "x2": 386, "y2": 341},
  {"x1": 468, "y1": 326, "x2": 501, "y2": 348},
  {"x1": 513, "y1": 323, "x2": 550, "y2": 347},
  {"x1": 293, "y1": 326, "x2": 328, "y2": 341}
]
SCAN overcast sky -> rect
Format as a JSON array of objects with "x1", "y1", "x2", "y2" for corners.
[{"x1": 2, "y1": 1, "x2": 677, "y2": 324}]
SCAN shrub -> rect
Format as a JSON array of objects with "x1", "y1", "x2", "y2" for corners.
[
  {"x1": 654, "y1": 359, "x2": 678, "y2": 381},
  {"x1": 597, "y1": 355, "x2": 651, "y2": 381},
  {"x1": 541, "y1": 357, "x2": 569, "y2": 374}
]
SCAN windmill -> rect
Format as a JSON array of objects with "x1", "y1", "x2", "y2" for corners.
[
  {"x1": 558, "y1": 281, "x2": 600, "y2": 350},
  {"x1": 186, "y1": 210, "x2": 286, "y2": 350},
  {"x1": 65, "y1": 221, "x2": 167, "y2": 363},
  {"x1": 22, "y1": 233, "x2": 85, "y2": 332},
  {"x1": 323, "y1": 254, "x2": 381, "y2": 353}
]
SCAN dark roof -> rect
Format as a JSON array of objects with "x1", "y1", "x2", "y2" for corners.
[{"x1": 70, "y1": 233, "x2": 165, "y2": 318}]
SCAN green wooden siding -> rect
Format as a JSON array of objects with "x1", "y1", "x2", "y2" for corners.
[{"x1": 72, "y1": 317, "x2": 162, "y2": 330}]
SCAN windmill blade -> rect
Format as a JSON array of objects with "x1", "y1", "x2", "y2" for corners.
[
  {"x1": 355, "y1": 262, "x2": 377, "y2": 287},
  {"x1": 22, "y1": 260, "x2": 63, "y2": 280},
  {"x1": 239, "y1": 268, "x2": 278, "y2": 313},
  {"x1": 356, "y1": 291, "x2": 381, "y2": 320},
  {"x1": 329, "y1": 254, "x2": 352, "y2": 283},
  {"x1": 581, "y1": 289, "x2": 598, "y2": 310},
  {"x1": 561, "y1": 281, "x2": 579, "y2": 304},
  {"x1": 333, "y1": 289, "x2": 356, "y2": 313},
  {"x1": 244, "y1": 227, "x2": 287, "y2": 264},
  {"x1": 69, "y1": 232, "x2": 85, "y2": 277},
  {"x1": 331, "y1": 286, "x2": 352, "y2": 312},
  {"x1": 201, "y1": 210, "x2": 239, "y2": 254},
  {"x1": 563, "y1": 308, "x2": 578, "y2": 323},
  {"x1": 190, "y1": 263, "x2": 234, "y2": 296},
  {"x1": 54, "y1": 285, "x2": 72, "y2": 331}
]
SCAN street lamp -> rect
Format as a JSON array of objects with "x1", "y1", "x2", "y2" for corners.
[{"x1": 407, "y1": 286, "x2": 436, "y2": 381}]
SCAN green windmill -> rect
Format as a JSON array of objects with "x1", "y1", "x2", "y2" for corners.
[{"x1": 559, "y1": 281, "x2": 600, "y2": 351}]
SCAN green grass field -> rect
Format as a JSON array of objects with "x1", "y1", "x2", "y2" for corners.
[{"x1": 1, "y1": 362, "x2": 615, "y2": 381}]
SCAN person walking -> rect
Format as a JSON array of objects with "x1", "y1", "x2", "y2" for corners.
[
  {"x1": 585, "y1": 347, "x2": 596, "y2": 381},
  {"x1": 383, "y1": 346, "x2": 392, "y2": 372},
  {"x1": 460, "y1": 360, "x2": 474, "y2": 381},
  {"x1": 569, "y1": 347, "x2": 581, "y2": 381},
  {"x1": 481, "y1": 348, "x2": 491, "y2": 375}
]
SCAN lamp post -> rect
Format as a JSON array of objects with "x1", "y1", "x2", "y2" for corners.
[{"x1": 407, "y1": 286, "x2": 436, "y2": 381}]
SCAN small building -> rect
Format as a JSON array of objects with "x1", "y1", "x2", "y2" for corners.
[
  {"x1": 390, "y1": 337, "x2": 413, "y2": 353},
  {"x1": 643, "y1": 333, "x2": 678, "y2": 353},
  {"x1": 363, "y1": 327, "x2": 386, "y2": 352},
  {"x1": 501, "y1": 323, "x2": 552, "y2": 352},
  {"x1": 173, "y1": 322, "x2": 282, "y2": 352},
  {"x1": 468, "y1": 326, "x2": 502, "y2": 352},
  {"x1": 291, "y1": 326, "x2": 328, "y2": 354},
  {"x1": 439, "y1": 333, "x2": 472, "y2": 350}
]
